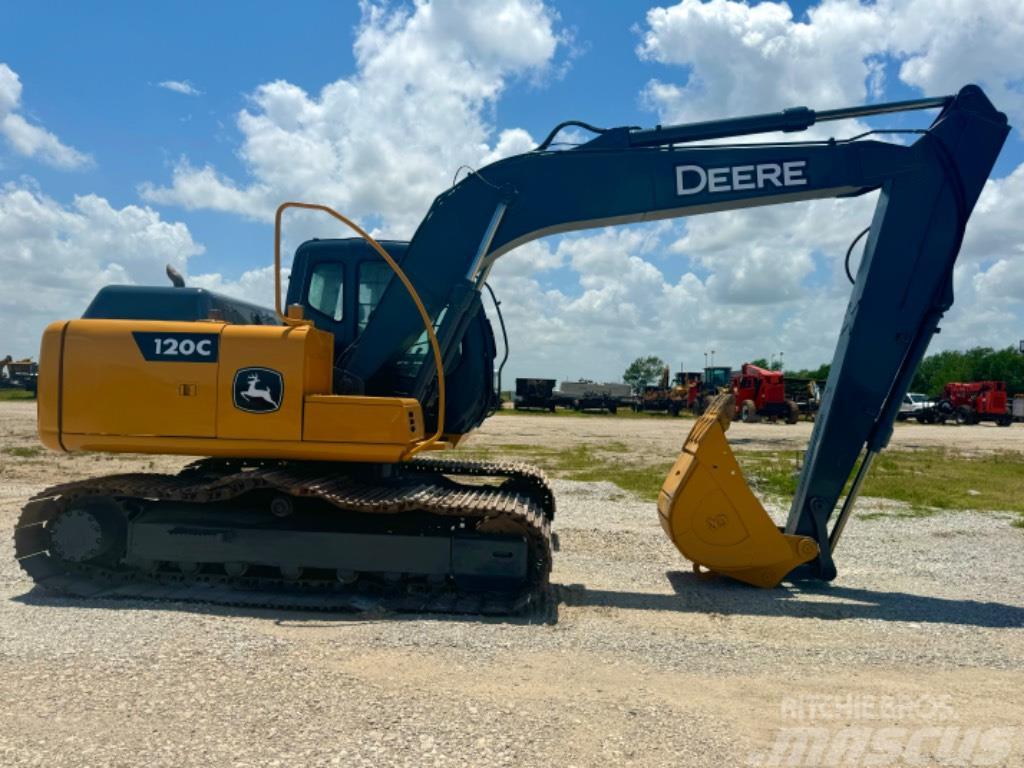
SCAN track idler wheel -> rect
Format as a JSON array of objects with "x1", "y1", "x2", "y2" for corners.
[
  {"x1": 658, "y1": 394, "x2": 818, "y2": 587},
  {"x1": 48, "y1": 496, "x2": 124, "y2": 564}
]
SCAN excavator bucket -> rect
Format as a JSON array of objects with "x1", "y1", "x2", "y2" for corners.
[{"x1": 658, "y1": 394, "x2": 819, "y2": 587}]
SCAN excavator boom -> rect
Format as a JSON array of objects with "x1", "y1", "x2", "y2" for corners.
[{"x1": 342, "y1": 84, "x2": 1007, "y2": 584}]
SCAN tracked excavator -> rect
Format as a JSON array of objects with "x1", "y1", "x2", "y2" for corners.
[{"x1": 14, "y1": 85, "x2": 1008, "y2": 613}]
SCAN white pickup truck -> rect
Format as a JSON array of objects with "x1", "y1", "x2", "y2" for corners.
[{"x1": 897, "y1": 392, "x2": 936, "y2": 422}]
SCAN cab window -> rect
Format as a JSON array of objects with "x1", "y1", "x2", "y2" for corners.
[
  {"x1": 358, "y1": 261, "x2": 392, "y2": 332},
  {"x1": 397, "y1": 306, "x2": 449, "y2": 375},
  {"x1": 308, "y1": 263, "x2": 344, "y2": 321}
]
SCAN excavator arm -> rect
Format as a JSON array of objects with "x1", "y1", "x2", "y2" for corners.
[{"x1": 340, "y1": 84, "x2": 1008, "y2": 586}]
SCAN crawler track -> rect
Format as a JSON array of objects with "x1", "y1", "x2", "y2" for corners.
[{"x1": 14, "y1": 457, "x2": 554, "y2": 615}]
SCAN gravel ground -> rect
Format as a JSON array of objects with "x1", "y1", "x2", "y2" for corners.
[{"x1": 1, "y1": 401, "x2": 1022, "y2": 767}]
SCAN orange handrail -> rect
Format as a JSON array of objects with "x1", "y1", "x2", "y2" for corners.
[{"x1": 274, "y1": 202, "x2": 446, "y2": 458}]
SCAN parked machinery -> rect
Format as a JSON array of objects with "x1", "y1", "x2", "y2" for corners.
[
  {"x1": 933, "y1": 381, "x2": 1012, "y2": 426},
  {"x1": 691, "y1": 366, "x2": 732, "y2": 415},
  {"x1": 731, "y1": 363, "x2": 800, "y2": 423},
  {"x1": 785, "y1": 377, "x2": 824, "y2": 421},
  {"x1": 638, "y1": 367, "x2": 692, "y2": 416},
  {"x1": 556, "y1": 379, "x2": 631, "y2": 413},
  {"x1": 0, "y1": 357, "x2": 38, "y2": 394},
  {"x1": 513, "y1": 377, "x2": 557, "y2": 411}
]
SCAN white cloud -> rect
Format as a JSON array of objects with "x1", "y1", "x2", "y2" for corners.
[
  {"x1": 490, "y1": 149, "x2": 1024, "y2": 380},
  {"x1": 673, "y1": 193, "x2": 878, "y2": 304},
  {"x1": 960, "y1": 162, "x2": 1024, "y2": 266},
  {"x1": 488, "y1": 221, "x2": 858, "y2": 382},
  {"x1": 890, "y1": 0, "x2": 1024, "y2": 128},
  {"x1": 973, "y1": 259, "x2": 1024, "y2": 302},
  {"x1": 948, "y1": 163, "x2": 1024, "y2": 346},
  {"x1": 585, "y1": 0, "x2": 1024, "y2": 382},
  {"x1": 141, "y1": 159, "x2": 268, "y2": 216},
  {"x1": 0, "y1": 63, "x2": 92, "y2": 169},
  {"x1": 158, "y1": 80, "x2": 202, "y2": 96},
  {"x1": 188, "y1": 265, "x2": 283, "y2": 307},
  {"x1": 141, "y1": 0, "x2": 564, "y2": 235},
  {"x1": 488, "y1": 193, "x2": 880, "y2": 381},
  {"x1": 638, "y1": 0, "x2": 887, "y2": 123},
  {"x1": 638, "y1": 0, "x2": 1024, "y2": 129},
  {"x1": 479, "y1": 128, "x2": 538, "y2": 166},
  {"x1": 0, "y1": 182, "x2": 203, "y2": 357}
]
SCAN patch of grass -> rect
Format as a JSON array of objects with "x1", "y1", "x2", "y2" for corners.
[
  {"x1": 545, "y1": 443, "x2": 667, "y2": 500},
  {"x1": 0, "y1": 389, "x2": 35, "y2": 401},
  {"x1": 456, "y1": 440, "x2": 668, "y2": 499},
  {"x1": 570, "y1": 463, "x2": 668, "y2": 501},
  {"x1": 863, "y1": 449, "x2": 1024, "y2": 515},
  {"x1": 735, "y1": 451, "x2": 804, "y2": 497},
  {"x1": 3, "y1": 446, "x2": 43, "y2": 458},
  {"x1": 735, "y1": 447, "x2": 1024, "y2": 522},
  {"x1": 457, "y1": 440, "x2": 1024, "y2": 526}
]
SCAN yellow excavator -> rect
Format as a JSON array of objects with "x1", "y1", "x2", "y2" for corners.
[{"x1": 14, "y1": 85, "x2": 1009, "y2": 613}]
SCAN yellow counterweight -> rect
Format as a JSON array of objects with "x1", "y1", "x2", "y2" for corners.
[{"x1": 37, "y1": 319, "x2": 434, "y2": 463}]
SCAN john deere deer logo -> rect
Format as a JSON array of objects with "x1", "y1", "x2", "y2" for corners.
[{"x1": 232, "y1": 367, "x2": 283, "y2": 413}]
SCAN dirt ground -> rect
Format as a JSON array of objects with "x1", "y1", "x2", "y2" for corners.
[{"x1": 1, "y1": 400, "x2": 1022, "y2": 767}]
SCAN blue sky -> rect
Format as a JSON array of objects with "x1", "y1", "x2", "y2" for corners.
[
  {"x1": 4, "y1": 2, "x2": 680, "y2": 269},
  {"x1": 2, "y1": 0, "x2": 1022, "y2": 378}
]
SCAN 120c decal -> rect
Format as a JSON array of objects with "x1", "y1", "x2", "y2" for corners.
[{"x1": 132, "y1": 332, "x2": 220, "y2": 362}]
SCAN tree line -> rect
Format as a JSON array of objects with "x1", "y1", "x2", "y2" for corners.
[{"x1": 786, "y1": 346, "x2": 1024, "y2": 396}]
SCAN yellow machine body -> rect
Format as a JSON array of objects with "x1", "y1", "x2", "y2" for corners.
[
  {"x1": 658, "y1": 395, "x2": 819, "y2": 587},
  {"x1": 37, "y1": 319, "x2": 433, "y2": 463},
  {"x1": 40, "y1": 318, "x2": 817, "y2": 587}
]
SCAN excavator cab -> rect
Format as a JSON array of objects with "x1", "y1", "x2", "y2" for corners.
[
  {"x1": 284, "y1": 236, "x2": 499, "y2": 431},
  {"x1": 285, "y1": 238, "x2": 402, "y2": 350}
]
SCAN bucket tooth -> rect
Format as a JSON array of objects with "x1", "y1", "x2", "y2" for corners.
[{"x1": 658, "y1": 394, "x2": 818, "y2": 587}]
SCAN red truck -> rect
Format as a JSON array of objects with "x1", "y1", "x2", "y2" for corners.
[
  {"x1": 731, "y1": 363, "x2": 799, "y2": 424},
  {"x1": 933, "y1": 381, "x2": 1012, "y2": 426}
]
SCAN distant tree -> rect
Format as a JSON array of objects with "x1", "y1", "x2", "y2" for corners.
[
  {"x1": 775, "y1": 346, "x2": 1024, "y2": 397},
  {"x1": 785, "y1": 362, "x2": 831, "y2": 381},
  {"x1": 911, "y1": 346, "x2": 1024, "y2": 396},
  {"x1": 749, "y1": 357, "x2": 771, "y2": 369},
  {"x1": 623, "y1": 356, "x2": 666, "y2": 395}
]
